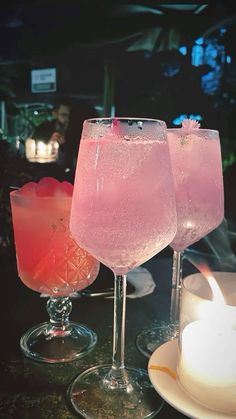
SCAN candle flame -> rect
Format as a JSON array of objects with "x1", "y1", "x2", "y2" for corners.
[
  {"x1": 196, "y1": 265, "x2": 236, "y2": 329},
  {"x1": 206, "y1": 275, "x2": 225, "y2": 305},
  {"x1": 198, "y1": 263, "x2": 225, "y2": 305}
]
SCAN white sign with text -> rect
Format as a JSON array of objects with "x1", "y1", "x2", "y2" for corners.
[{"x1": 31, "y1": 68, "x2": 56, "y2": 93}]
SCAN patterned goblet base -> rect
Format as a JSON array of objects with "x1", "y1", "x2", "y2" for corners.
[{"x1": 20, "y1": 321, "x2": 97, "y2": 363}]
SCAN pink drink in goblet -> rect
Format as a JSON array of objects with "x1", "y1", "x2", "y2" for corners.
[
  {"x1": 168, "y1": 122, "x2": 224, "y2": 322},
  {"x1": 69, "y1": 117, "x2": 177, "y2": 418},
  {"x1": 10, "y1": 177, "x2": 100, "y2": 363},
  {"x1": 71, "y1": 124, "x2": 176, "y2": 274},
  {"x1": 169, "y1": 125, "x2": 224, "y2": 252},
  {"x1": 136, "y1": 120, "x2": 224, "y2": 358}
]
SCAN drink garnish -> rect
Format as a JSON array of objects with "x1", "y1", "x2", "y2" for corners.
[{"x1": 180, "y1": 118, "x2": 200, "y2": 145}]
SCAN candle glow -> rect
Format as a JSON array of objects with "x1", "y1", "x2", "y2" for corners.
[
  {"x1": 178, "y1": 271, "x2": 236, "y2": 414},
  {"x1": 25, "y1": 138, "x2": 59, "y2": 163}
]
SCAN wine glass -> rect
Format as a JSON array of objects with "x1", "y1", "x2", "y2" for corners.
[
  {"x1": 136, "y1": 119, "x2": 224, "y2": 357},
  {"x1": 10, "y1": 177, "x2": 100, "y2": 363},
  {"x1": 68, "y1": 117, "x2": 177, "y2": 418}
]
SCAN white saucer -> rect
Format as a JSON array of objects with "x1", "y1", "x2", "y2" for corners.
[{"x1": 148, "y1": 339, "x2": 235, "y2": 419}]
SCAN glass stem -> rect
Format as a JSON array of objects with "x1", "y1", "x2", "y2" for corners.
[
  {"x1": 46, "y1": 296, "x2": 72, "y2": 336},
  {"x1": 112, "y1": 274, "x2": 126, "y2": 372},
  {"x1": 103, "y1": 275, "x2": 132, "y2": 391},
  {"x1": 170, "y1": 251, "x2": 183, "y2": 324},
  {"x1": 103, "y1": 274, "x2": 129, "y2": 389}
]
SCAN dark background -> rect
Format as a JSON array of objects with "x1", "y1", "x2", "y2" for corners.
[
  {"x1": 1, "y1": 1, "x2": 236, "y2": 133},
  {"x1": 1, "y1": 0, "x2": 236, "y2": 260}
]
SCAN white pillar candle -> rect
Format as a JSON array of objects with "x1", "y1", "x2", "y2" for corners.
[{"x1": 178, "y1": 273, "x2": 236, "y2": 414}]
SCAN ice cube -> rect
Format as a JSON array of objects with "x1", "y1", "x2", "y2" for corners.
[
  {"x1": 60, "y1": 181, "x2": 73, "y2": 196},
  {"x1": 20, "y1": 182, "x2": 37, "y2": 196},
  {"x1": 36, "y1": 177, "x2": 59, "y2": 197},
  {"x1": 54, "y1": 181, "x2": 73, "y2": 197}
]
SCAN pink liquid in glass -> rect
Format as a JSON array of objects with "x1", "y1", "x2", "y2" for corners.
[
  {"x1": 10, "y1": 178, "x2": 100, "y2": 296},
  {"x1": 70, "y1": 135, "x2": 177, "y2": 275},
  {"x1": 167, "y1": 129, "x2": 224, "y2": 251}
]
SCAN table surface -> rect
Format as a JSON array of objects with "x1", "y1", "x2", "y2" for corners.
[{"x1": 0, "y1": 256, "x2": 190, "y2": 419}]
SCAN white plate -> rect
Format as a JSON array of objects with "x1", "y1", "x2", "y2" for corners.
[{"x1": 148, "y1": 339, "x2": 235, "y2": 419}]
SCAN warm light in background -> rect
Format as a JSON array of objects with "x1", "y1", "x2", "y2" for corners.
[{"x1": 25, "y1": 138, "x2": 59, "y2": 163}]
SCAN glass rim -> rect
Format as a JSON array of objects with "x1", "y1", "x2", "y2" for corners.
[
  {"x1": 84, "y1": 117, "x2": 166, "y2": 125},
  {"x1": 10, "y1": 189, "x2": 72, "y2": 200},
  {"x1": 167, "y1": 128, "x2": 219, "y2": 135},
  {"x1": 182, "y1": 272, "x2": 236, "y2": 308}
]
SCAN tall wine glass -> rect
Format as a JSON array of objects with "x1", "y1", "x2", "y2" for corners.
[
  {"x1": 136, "y1": 119, "x2": 224, "y2": 357},
  {"x1": 68, "y1": 117, "x2": 177, "y2": 418},
  {"x1": 10, "y1": 177, "x2": 100, "y2": 363}
]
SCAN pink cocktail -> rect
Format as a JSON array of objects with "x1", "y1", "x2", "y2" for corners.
[
  {"x1": 168, "y1": 128, "x2": 224, "y2": 252},
  {"x1": 136, "y1": 120, "x2": 224, "y2": 358},
  {"x1": 71, "y1": 125, "x2": 176, "y2": 274},
  {"x1": 10, "y1": 177, "x2": 100, "y2": 363},
  {"x1": 168, "y1": 124, "x2": 224, "y2": 323},
  {"x1": 69, "y1": 117, "x2": 177, "y2": 418}
]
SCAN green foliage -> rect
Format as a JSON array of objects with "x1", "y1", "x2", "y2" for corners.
[
  {"x1": 221, "y1": 135, "x2": 236, "y2": 170},
  {"x1": 11, "y1": 104, "x2": 52, "y2": 141},
  {"x1": 0, "y1": 65, "x2": 17, "y2": 100}
]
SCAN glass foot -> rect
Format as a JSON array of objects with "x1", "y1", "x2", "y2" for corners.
[
  {"x1": 136, "y1": 321, "x2": 179, "y2": 358},
  {"x1": 20, "y1": 321, "x2": 97, "y2": 363},
  {"x1": 69, "y1": 365, "x2": 163, "y2": 418}
]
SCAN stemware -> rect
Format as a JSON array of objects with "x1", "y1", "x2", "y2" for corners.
[
  {"x1": 10, "y1": 177, "x2": 100, "y2": 363},
  {"x1": 68, "y1": 117, "x2": 177, "y2": 418},
  {"x1": 136, "y1": 119, "x2": 224, "y2": 357}
]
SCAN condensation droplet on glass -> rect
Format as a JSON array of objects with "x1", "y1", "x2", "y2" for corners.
[
  {"x1": 51, "y1": 224, "x2": 57, "y2": 232},
  {"x1": 137, "y1": 121, "x2": 143, "y2": 129}
]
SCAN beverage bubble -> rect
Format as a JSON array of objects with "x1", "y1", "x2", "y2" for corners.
[{"x1": 36, "y1": 177, "x2": 59, "y2": 197}]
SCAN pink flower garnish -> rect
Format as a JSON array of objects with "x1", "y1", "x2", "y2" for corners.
[
  {"x1": 111, "y1": 118, "x2": 120, "y2": 132},
  {"x1": 111, "y1": 118, "x2": 122, "y2": 137},
  {"x1": 112, "y1": 118, "x2": 119, "y2": 127},
  {"x1": 181, "y1": 118, "x2": 200, "y2": 133}
]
